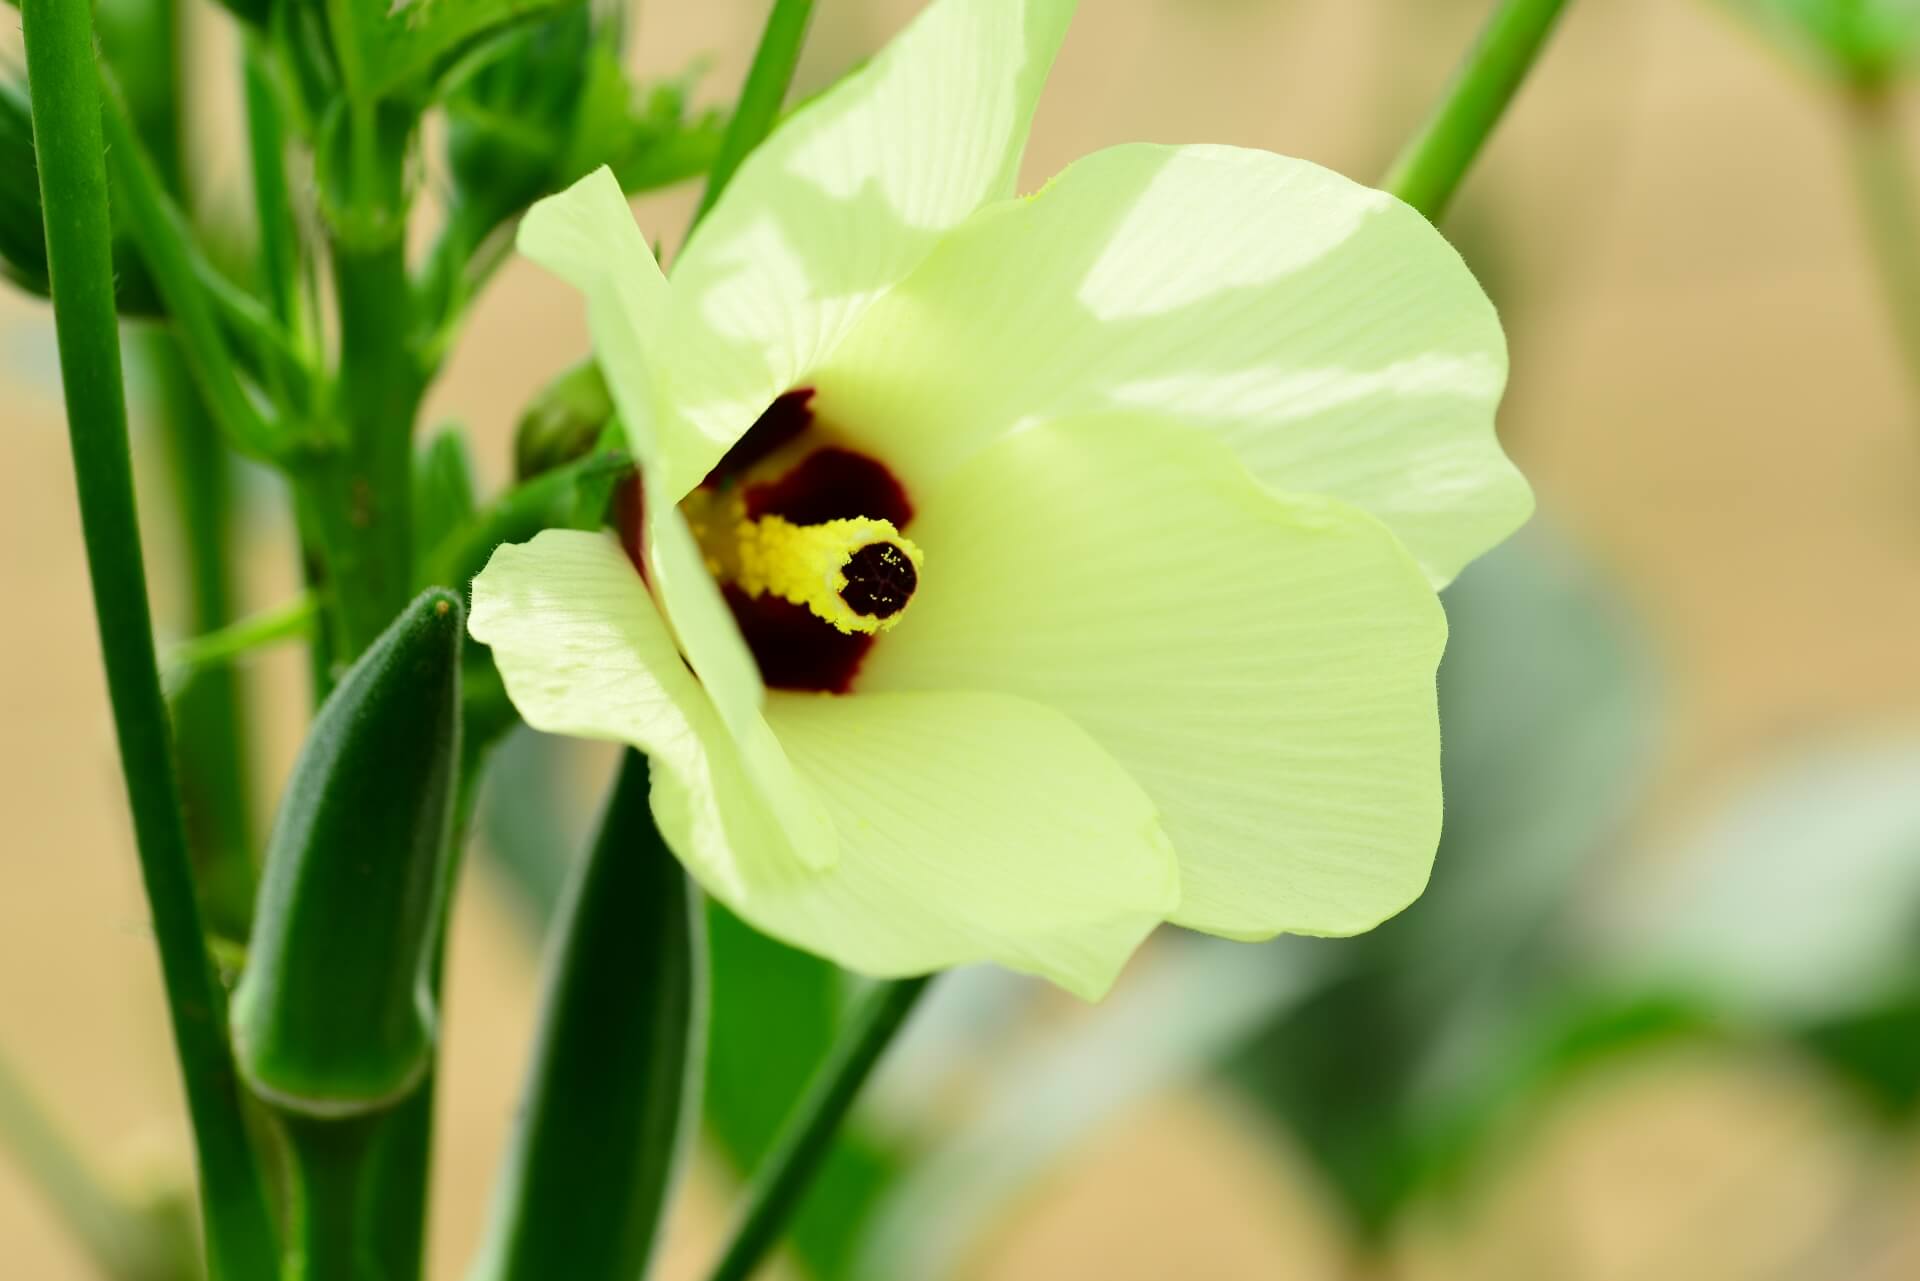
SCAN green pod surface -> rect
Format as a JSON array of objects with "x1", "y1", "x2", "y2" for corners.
[{"x1": 232, "y1": 588, "x2": 463, "y2": 1117}]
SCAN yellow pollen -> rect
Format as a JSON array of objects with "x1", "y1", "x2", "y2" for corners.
[{"x1": 734, "y1": 515, "x2": 924, "y2": 634}]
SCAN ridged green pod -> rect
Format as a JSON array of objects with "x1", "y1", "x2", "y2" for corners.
[{"x1": 231, "y1": 589, "x2": 463, "y2": 1117}]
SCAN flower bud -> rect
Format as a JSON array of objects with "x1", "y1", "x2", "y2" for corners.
[
  {"x1": 231, "y1": 589, "x2": 463, "y2": 1117},
  {"x1": 514, "y1": 359, "x2": 614, "y2": 481}
]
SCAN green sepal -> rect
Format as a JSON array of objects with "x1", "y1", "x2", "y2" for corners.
[
  {"x1": 443, "y1": 3, "x2": 600, "y2": 228},
  {"x1": 231, "y1": 588, "x2": 464, "y2": 1117},
  {"x1": 314, "y1": 98, "x2": 418, "y2": 249},
  {"x1": 413, "y1": 425, "x2": 479, "y2": 571}
]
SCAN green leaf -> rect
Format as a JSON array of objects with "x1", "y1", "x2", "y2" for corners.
[
  {"x1": 470, "y1": 751, "x2": 703, "y2": 1281},
  {"x1": 231, "y1": 589, "x2": 464, "y2": 1115}
]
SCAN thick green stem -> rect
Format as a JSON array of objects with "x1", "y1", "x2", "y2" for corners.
[
  {"x1": 309, "y1": 238, "x2": 421, "y2": 655},
  {"x1": 19, "y1": 3, "x2": 280, "y2": 1276},
  {"x1": 704, "y1": 976, "x2": 931, "y2": 1281},
  {"x1": 1844, "y1": 90, "x2": 1920, "y2": 416},
  {"x1": 690, "y1": 0, "x2": 815, "y2": 234},
  {"x1": 1381, "y1": 0, "x2": 1573, "y2": 221}
]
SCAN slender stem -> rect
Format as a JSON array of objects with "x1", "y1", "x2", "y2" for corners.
[
  {"x1": 704, "y1": 976, "x2": 931, "y2": 1281},
  {"x1": 18, "y1": 3, "x2": 280, "y2": 1277},
  {"x1": 1381, "y1": 0, "x2": 1573, "y2": 221},
  {"x1": 242, "y1": 40, "x2": 308, "y2": 371},
  {"x1": 98, "y1": 76, "x2": 286, "y2": 461},
  {"x1": 0, "y1": 1051, "x2": 184, "y2": 1281},
  {"x1": 689, "y1": 0, "x2": 815, "y2": 234},
  {"x1": 146, "y1": 334, "x2": 259, "y2": 943},
  {"x1": 1844, "y1": 89, "x2": 1920, "y2": 415},
  {"x1": 111, "y1": 0, "x2": 260, "y2": 949},
  {"x1": 165, "y1": 591, "x2": 320, "y2": 687}
]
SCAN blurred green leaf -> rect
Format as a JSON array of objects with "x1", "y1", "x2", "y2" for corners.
[
  {"x1": 1795, "y1": 985, "x2": 1920, "y2": 1123},
  {"x1": 1596, "y1": 738, "x2": 1920, "y2": 1022}
]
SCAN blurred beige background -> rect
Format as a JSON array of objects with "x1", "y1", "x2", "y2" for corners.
[{"x1": 5, "y1": 0, "x2": 1920, "y2": 1276}]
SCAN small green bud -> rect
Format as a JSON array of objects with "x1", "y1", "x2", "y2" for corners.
[
  {"x1": 514, "y1": 359, "x2": 614, "y2": 481},
  {"x1": 231, "y1": 589, "x2": 463, "y2": 1118}
]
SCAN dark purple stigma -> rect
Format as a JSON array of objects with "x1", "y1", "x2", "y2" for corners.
[{"x1": 839, "y1": 543, "x2": 917, "y2": 620}]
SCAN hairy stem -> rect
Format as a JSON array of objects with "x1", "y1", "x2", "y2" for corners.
[{"x1": 19, "y1": 2, "x2": 279, "y2": 1274}]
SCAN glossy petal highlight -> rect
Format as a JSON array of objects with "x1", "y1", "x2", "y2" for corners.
[
  {"x1": 657, "y1": 0, "x2": 1077, "y2": 497},
  {"x1": 860, "y1": 414, "x2": 1448, "y2": 938},
  {"x1": 817, "y1": 143, "x2": 1527, "y2": 585}
]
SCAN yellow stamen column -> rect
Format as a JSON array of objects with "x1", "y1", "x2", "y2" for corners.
[{"x1": 735, "y1": 515, "x2": 924, "y2": 634}]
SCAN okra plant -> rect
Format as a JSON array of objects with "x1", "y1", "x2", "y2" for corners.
[{"x1": 10, "y1": 0, "x2": 1574, "y2": 1276}]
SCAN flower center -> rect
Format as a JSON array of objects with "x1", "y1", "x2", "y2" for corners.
[
  {"x1": 679, "y1": 389, "x2": 921, "y2": 693},
  {"x1": 735, "y1": 514, "x2": 924, "y2": 635}
]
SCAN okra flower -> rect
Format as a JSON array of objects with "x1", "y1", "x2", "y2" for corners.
[{"x1": 469, "y1": 0, "x2": 1529, "y2": 998}]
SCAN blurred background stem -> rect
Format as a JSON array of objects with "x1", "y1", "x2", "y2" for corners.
[
  {"x1": 692, "y1": 0, "x2": 814, "y2": 231},
  {"x1": 1383, "y1": 0, "x2": 1573, "y2": 220},
  {"x1": 1843, "y1": 89, "x2": 1920, "y2": 416},
  {"x1": 0, "y1": 1050, "x2": 188, "y2": 1281},
  {"x1": 99, "y1": 0, "x2": 259, "y2": 942}
]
